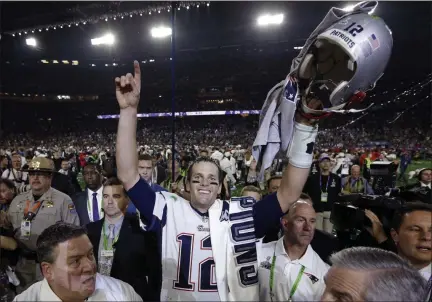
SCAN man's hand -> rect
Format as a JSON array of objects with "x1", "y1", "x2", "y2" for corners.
[
  {"x1": 115, "y1": 61, "x2": 141, "y2": 110},
  {"x1": 365, "y1": 209, "x2": 388, "y2": 243},
  {"x1": 295, "y1": 98, "x2": 323, "y2": 126}
]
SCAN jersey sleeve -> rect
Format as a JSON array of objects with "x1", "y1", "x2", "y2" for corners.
[
  {"x1": 127, "y1": 178, "x2": 167, "y2": 229},
  {"x1": 253, "y1": 193, "x2": 284, "y2": 239}
]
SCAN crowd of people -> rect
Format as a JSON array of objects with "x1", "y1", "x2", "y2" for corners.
[
  {"x1": 1, "y1": 3, "x2": 432, "y2": 300},
  {"x1": 0, "y1": 60, "x2": 430, "y2": 302},
  {"x1": 1, "y1": 114, "x2": 431, "y2": 160}
]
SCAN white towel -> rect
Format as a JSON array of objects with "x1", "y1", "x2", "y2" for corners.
[{"x1": 252, "y1": 78, "x2": 298, "y2": 181}]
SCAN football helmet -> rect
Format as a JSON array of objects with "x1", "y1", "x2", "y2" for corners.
[{"x1": 292, "y1": 1, "x2": 393, "y2": 118}]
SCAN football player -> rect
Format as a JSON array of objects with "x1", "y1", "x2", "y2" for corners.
[{"x1": 114, "y1": 2, "x2": 393, "y2": 300}]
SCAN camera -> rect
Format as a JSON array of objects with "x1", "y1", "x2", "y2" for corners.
[
  {"x1": 330, "y1": 193, "x2": 405, "y2": 248},
  {"x1": 393, "y1": 185, "x2": 431, "y2": 204},
  {"x1": 369, "y1": 161, "x2": 398, "y2": 195},
  {"x1": 331, "y1": 193, "x2": 404, "y2": 232}
]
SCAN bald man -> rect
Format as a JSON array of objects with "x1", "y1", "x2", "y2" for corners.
[
  {"x1": 341, "y1": 165, "x2": 374, "y2": 194},
  {"x1": 257, "y1": 195, "x2": 329, "y2": 301}
]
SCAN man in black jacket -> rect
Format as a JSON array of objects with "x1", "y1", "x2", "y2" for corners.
[
  {"x1": 399, "y1": 168, "x2": 431, "y2": 204},
  {"x1": 303, "y1": 153, "x2": 342, "y2": 233},
  {"x1": 86, "y1": 177, "x2": 161, "y2": 301}
]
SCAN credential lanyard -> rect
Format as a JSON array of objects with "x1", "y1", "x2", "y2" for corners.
[
  {"x1": 269, "y1": 249, "x2": 305, "y2": 302},
  {"x1": 102, "y1": 224, "x2": 120, "y2": 251},
  {"x1": 320, "y1": 175, "x2": 331, "y2": 193},
  {"x1": 24, "y1": 199, "x2": 44, "y2": 221}
]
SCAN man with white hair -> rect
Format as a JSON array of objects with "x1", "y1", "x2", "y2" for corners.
[
  {"x1": 258, "y1": 194, "x2": 329, "y2": 301},
  {"x1": 322, "y1": 247, "x2": 427, "y2": 302},
  {"x1": 341, "y1": 165, "x2": 374, "y2": 194}
]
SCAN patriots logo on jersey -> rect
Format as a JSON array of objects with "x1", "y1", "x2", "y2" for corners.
[{"x1": 219, "y1": 209, "x2": 229, "y2": 222}]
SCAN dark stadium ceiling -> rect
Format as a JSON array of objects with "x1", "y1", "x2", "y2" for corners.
[
  {"x1": 0, "y1": 1, "x2": 430, "y2": 97},
  {"x1": 1, "y1": 1, "x2": 430, "y2": 60}
]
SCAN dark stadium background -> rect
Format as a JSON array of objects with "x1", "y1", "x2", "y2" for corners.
[{"x1": 0, "y1": 1, "x2": 430, "y2": 178}]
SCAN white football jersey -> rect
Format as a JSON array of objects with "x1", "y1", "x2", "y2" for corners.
[
  {"x1": 157, "y1": 193, "x2": 221, "y2": 301},
  {"x1": 128, "y1": 178, "x2": 278, "y2": 301}
]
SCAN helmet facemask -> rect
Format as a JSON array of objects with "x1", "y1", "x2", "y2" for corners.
[{"x1": 296, "y1": 38, "x2": 366, "y2": 119}]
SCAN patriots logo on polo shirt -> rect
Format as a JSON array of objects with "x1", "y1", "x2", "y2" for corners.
[
  {"x1": 304, "y1": 272, "x2": 319, "y2": 284},
  {"x1": 260, "y1": 257, "x2": 272, "y2": 270}
]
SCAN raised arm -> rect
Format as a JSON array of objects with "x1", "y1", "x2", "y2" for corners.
[
  {"x1": 115, "y1": 62, "x2": 158, "y2": 225},
  {"x1": 276, "y1": 102, "x2": 319, "y2": 213},
  {"x1": 253, "y1": 101, "x2": 320, "y2": 239},
  {"x1": 115, "y1": 61, "x2": 142, "y2": 190}
]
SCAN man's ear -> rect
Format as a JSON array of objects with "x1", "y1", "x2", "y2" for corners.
[
  {"x1": 281, "y1": 217, "x2": 289, "y2": 232},
  {"x1": 390, "y1": 228, "x2": 399, "y2": 245},
  {"x1": 218, "y1": 184, "x2": 222, "y2": 195},
  {"x1": 41, "y1": 262, "x2": 53, "y2": 280}
]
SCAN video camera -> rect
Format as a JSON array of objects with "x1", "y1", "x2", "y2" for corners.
[
  {"x1": 331, "y1": 193, "x2": 404, "y2": 232},
  {"x1": 393, "y1": 185, "x2": 431, "y2": 204},
  {"x1": 369, "y1": 161, "x2": 398, "y2": 195}
]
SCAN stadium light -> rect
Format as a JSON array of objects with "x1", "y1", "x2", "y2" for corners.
[
  {"x1": 151, "y1": 26, "x2": 172, "y2": 38},
  {"x1": 342, "y1": 3, "x2": 376, "y2": 15},
  {"x1": 57, "y1": 95, "x2": 71, "y2": 100},
  {"x1": 257, "y1": 14, "x2": 284, "y2": 26},
  {"x1": 91, "y1": 33, "x2": 115, "y2": 46},
  {"x1": 26, "y1": 37, "x2": 37, "y2": 47},
  {"x1": 294, "y1": 46, "x2": 303, "y2": 50}
]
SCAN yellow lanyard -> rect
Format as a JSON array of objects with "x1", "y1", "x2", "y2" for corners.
[
  {"x1": 102, "y1": 224, "x2": 120, "y2": 250},
  {"x1": 269, "y1": 248, "x2": 305, "y2": 302}
]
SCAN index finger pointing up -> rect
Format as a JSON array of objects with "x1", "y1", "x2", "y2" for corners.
[{"x1": 133, "y1": 60, "x2": 141, "y2": 86}]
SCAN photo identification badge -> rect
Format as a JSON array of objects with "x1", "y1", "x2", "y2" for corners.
[
  {"x1": 101, "y1": 250, "x2": 114, "y2": 257},
  {"x1": 321, "y1": 192, "x2": 328, "y2": 203},
  {"x1": 20, "y1": 220, "x2": 31, "y2": 240}
]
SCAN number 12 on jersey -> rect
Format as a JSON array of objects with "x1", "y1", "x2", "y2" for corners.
[{"x1": 173, "y1": 233, "x2": 218, "y2": 292}]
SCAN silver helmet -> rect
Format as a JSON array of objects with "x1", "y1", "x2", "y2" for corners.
[{"x1": 293, "y1": 1, "x2": 393, "y2": 118}]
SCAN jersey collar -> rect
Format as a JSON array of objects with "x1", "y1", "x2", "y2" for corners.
[{"x1": 189, "y1": 203, "x2": 209, "y2": 218}]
